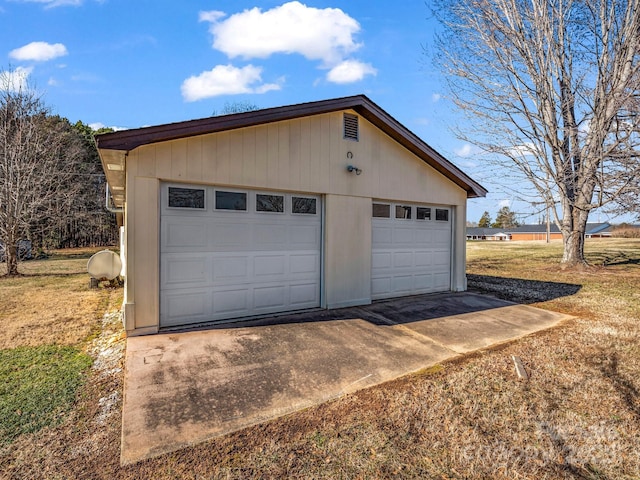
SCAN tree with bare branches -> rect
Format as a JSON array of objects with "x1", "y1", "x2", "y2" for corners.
[
  {"x1": 433, "y1": 0, "x2": 640, "y2": 266},
  {"x1": 0, "y1": 69, "x2": 84, "y2": 275}
]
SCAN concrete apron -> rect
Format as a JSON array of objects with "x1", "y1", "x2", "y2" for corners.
[{"x1": 121, "y1": 292, "x2": 571, "y2": 465}]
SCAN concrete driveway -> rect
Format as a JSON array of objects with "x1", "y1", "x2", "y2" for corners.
[{"x1": 121, "y1": 292, "x2": 571, "y2": 465}]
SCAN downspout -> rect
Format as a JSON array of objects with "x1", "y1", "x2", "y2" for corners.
[{"x1": 105, "y1": 184, "x2": 124, "y2": 213}]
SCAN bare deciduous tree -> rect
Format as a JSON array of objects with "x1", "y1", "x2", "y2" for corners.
[
  {"x1": 0, "y1": 69, "x2": 83, "y2": 275},
  {"x1": 433, "y1": 0, "x2": 640, "y2": 266}
]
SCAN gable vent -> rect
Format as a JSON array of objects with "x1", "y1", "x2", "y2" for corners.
[{"x1": 343, "y1": 113, "x2": 359, "y2": 141}]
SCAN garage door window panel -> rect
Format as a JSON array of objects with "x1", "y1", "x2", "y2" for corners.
[
  {"x1": 436, "y1": 208, "x2": 449, "y2": 221},
  {"x1": 256, "y1": 194, "x2": 284, "y2": 213},
  {"x1": 372, "y1": 203, "x2": 390, "y2": 218},
  {"x1": 395, "y1": 205, "x2": 412, "y2": 219},
  {"x1": 292, "y1": 197, "x2": 317, "y2": 215},
  {"x1": 417, "y1": 207, "x2": 431, "y2": 220},
  {"x1": 168, "y1": 187, "x2": 205, "y2": 209},
  {"x1": 215, "y1": 191, "x2": 247, "y2": 211}
]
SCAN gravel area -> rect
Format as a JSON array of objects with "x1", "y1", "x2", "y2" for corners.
[{"x1": 467, "y1": 273, "x2": 582, "y2": 304}]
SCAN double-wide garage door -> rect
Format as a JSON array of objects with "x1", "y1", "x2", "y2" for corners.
[
  {"x1": 371, "y1": 202, "x2": 452, "y2": 300},
  {"x1": 160, "y1": 184, "x2": 322, "y2": 328}
]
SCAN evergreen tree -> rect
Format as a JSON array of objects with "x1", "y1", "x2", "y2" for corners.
[
  {"x1": 478, "y1": 211, "x2": 492, "y2": 228},
  {"x1": 491, "y1": 206, "x2": 519, "y2": 229}
]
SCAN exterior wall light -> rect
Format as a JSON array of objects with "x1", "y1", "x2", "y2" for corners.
[{"x1": 347, "y1": 165, "x2": 362, "y2": 175}]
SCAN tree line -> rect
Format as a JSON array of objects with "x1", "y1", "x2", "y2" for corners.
[{"x1": 1, "y1": 73, "x2": 117, "y2": 275}]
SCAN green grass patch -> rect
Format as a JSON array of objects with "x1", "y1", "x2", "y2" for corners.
[{"x1": 0, "y1": 345, "x2": 93, "y2": 444}]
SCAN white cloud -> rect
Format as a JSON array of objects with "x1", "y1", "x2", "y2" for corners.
[
  {"x1": 9, "y1": 41, "x2": 68, "y2": 62},
  {"x1": 12, "y1": 0, "x2": 82, "y2": 8},
  {"x1": 89, "y1": 122, "x2": 128, "y2": 132},
  {"x1": 181, "y1": 64, "x2": 282, "y2": 102},
  {"x1": 200, "y1": 2, "x2": 362, "y2": 65},
  {"x1": 455, "y1": 144, "x2": 473, "y2": 157},
  {"x1": 326, "y1": 59, "x2": 376, "y2": 84},
  {"x1": 498, "y1": 199, "x2": 511, "y2": 208},
  {"x1": 198, "y1": 10, "x2": 225, "y2": 23},
  {"x1": 508, "y1": 142, "x2": 536, "y2": 157},
  {"x1": 432, "y1": 93, "x2": 441, "y2": 102},
  {"x1": 0, "y1": 66, "x2": 33, "y2": 92},
  {"x1": 47, "y1": 77, "x2": 59, "y2": 86}
]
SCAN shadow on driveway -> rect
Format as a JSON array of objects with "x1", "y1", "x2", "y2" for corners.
[{"x1": 169, "y1": 277, "x2": 581, "y2": 332}]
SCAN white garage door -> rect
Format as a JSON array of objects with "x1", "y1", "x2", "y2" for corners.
[
  {"x1": 371, "y1": 202, "x2": 452, "y2": 300},
  {"x1": 160, "y1": 184, "x2": 322, "y2": 328}
]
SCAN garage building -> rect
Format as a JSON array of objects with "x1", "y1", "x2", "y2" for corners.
[{"x1": 97, "y1": 95, "x2": 487, "y2": 336}]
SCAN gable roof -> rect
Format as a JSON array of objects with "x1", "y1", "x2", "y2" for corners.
[
  {"x1": 466, "y1": 227, "x2": 510, "y2": 236},
  {"x1": 507, "y1": 223, "x2": 611, "y2": 234},
  {"x1": 96, "y1": 95, "x2": 487, "y2": 203}
]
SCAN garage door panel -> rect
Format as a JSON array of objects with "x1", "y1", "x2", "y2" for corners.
[
  {"x1": 162, "y1": 255, "x2": 208, "y2": 287},
  {"x1": 414, "y1": 274, "x2": 433, "y2": 290},
  {"x1": 372, "y1": 202, "x2": 451, "y2": 300},
  {"x1": 212, "y1": 256, "x2": 249, "y2": 281},
  {"x1": 372, "y1": 226, "x2": 393, "y2": 245},
  {"x1": 290, "y1": 225, "x2": 321, "y2": 247},
  {"x1": 254, "y1": 223, "x2": 289, "y2": 247},
  {"x1": 393, "y1": 275, "x2": 413, "y2": 293},
  {"x1": 212, "y1": 289, "x2": 250, "y2": 315},
  {"x1": 433, "y1": 229, "x2": 450, "y2": 244},
  {"x1": 162, "y1": 290, "x2": 210, "y2": 326},
  {"x1": 393, "y1": 227, "x2": 415, "y2": 245},
  {"x1": 413, "y1": 229, "x2": 433, "y2": 243},
  {"x1": 433, "y1": 252, "x2": 450, "y2": 267},
  {"x1": 160, "y1": 185, "x2": 321, "y2": 327},
  {"x1": 372, "y1": 277, "x2": 392, "y2": 296},
  {"x1": 434, "y1": 272, "x2": 450, "y2": 289},
  {"x1": 372, "y1": 251, "x2": 392, "y2": 269},
  {"x1": 164, "y1": 222, "x2": 208, "y2": 249},
  {"x1": 393, "y1": 252, "x2": 413, "y2": 268},
  {"x1": 254, "y1": 255, "x2": 286, "y2": 277},
  {"x1": 253, "y1": 285, "x2": 287, "y2": 309},
  {"x1": 210, "y1": 223, "x2": 252, "y2": 249},
  {"x1": 289, "y1": 253, "x2": 319, "y2": 274},
  {"x1": 289, "y1": 283, "x2": 319, "y2": 306},
  {"x1": 414, "y1": 251, "x2": 433, "y2": 267}
]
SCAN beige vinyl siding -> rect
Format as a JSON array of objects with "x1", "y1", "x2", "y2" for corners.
[
  {"x1": 131, "y1": 112, "x2": 465, "y2": 206},
  {"x1": 123, "y1": 110, "x2": 467, "y2": 333},
  {"x1": 324, "y1": 195, "x2": 372, "y2": 308}
]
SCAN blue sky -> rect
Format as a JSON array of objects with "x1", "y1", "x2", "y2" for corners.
[{"x1": 0, "y1": 0, "x2": 626, "y2": 224}]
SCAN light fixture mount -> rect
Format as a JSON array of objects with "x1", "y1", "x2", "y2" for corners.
[{"x1": 347, "y1": 165, "x2": 362, "y2": 175}]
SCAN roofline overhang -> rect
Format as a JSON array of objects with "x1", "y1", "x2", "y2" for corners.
[{"x1": 97, "y1": 94, "x2": 487, "y2": 199}]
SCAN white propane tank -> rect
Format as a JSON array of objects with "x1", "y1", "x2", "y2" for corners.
[{"x1": 87, "y1": 250, "x2": 122, "y2": 282}]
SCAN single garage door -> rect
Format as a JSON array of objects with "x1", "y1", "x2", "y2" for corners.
[
  {"x1": 160, "y1": 184, "x2": 322, "y2": 328},
  {"x1": 371, "y1": 201, "x2": 452, "y2": 300}
]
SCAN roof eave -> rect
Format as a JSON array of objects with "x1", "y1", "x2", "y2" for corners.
[{"x1": 96, "y1": 94, "x2": 487, "y2": 199}]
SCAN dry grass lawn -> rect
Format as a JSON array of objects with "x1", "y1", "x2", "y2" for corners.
[
  {"x1": 0, "y1": 248, "x2": 120, "y2": 349},
  {"x1": 1, "y1": 239, "x2": 640, "y2": 479}
]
